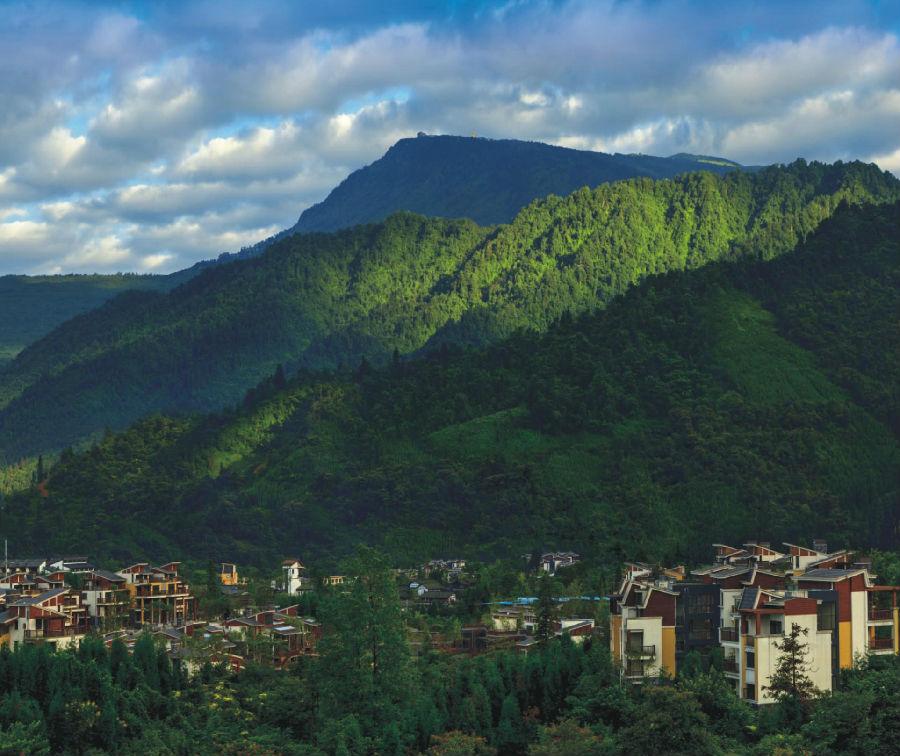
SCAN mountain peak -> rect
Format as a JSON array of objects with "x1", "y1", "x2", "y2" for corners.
[{"x1": 292, "y1": 134, "x2": 746, "y2": 234}]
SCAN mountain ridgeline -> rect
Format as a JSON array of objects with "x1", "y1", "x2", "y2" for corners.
[
  {"x1": 3, "y1": 200, "x2": 898, "y2": 567},
  {"x1": 291, "y1": 133, "x2": 745, "y2": 232},
  {"x1": 0, "y1": 159, "x2": 897, "y2": 461},
  {"x1": 0, "y1": 135, "x2": 743, "y2": 368}
]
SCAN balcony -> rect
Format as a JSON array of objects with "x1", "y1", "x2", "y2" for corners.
[
  {"x1": 722, "y1": 657, "x2": 739, "y2": 674},
  {"x1": 626, "y1": 645, "x2": 655, "y2": 658},
  {"x1": 25, "y1": 627, "x2": 80, "y2": 640},
  {"x1": 868, "y1": 608, "x2": 894, "y2": 622},
  {"x1": 720, "y1": 627, "x2": 740, "y2": 643},
  {"x1": 869, "y1": 637, "x2": 894, "y2": 652}
]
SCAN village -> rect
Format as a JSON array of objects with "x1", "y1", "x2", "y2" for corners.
[
  {"x1": 2, "y1": 540, "x2": 898, "y2": 699},
  {"x1": 0, "y1": 550, "x2": 597, "y2": 675}
]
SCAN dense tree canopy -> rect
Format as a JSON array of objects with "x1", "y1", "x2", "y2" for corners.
[{"x1": 0, "y1": 159, "x2": 895, "y2": 460}]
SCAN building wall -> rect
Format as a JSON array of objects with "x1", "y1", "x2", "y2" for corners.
[
  {"x1": 895, "y1": 608, "x2": 900, "y2": 654},
  {"x1": 661, "y1": 626, "x2": 676, "y2": 675},
  {"x1": 610, "y1": 614, "x2": 622, "y2": 663},
  {"x1": 850, "y1": 590, "x2": 867, "y2": 661},
  {"x1": 754, "y1": 614, "x2": 832, "y2": 704},
  {"x1": 626, "y1": 616, "x2": 663, "y2": 676}
]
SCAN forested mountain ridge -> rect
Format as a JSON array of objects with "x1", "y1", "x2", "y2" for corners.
[
  {"x1": 4, "y1": 200, "x2": 897, "y2": 567},
  {"x1": 0, "y1": 136, "x2": 746, "y2": 369},
  {"x1": 0, "y1": 274, "x2": 174, "y2": 369},
  {"x1": 291, "y1": 133, "x2": 746, "y2": 232},
  {"x1": 0, "y1": 159, "x2": 896, "y2": 461}
]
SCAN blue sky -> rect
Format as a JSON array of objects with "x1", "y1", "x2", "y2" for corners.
[{"x1": 1, "y1": 0, "x2": 899, "y2": 274}]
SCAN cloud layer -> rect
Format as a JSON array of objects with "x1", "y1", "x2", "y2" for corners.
[{"x1": 1, "y1": 0, "x2": 899, "y2": 274}]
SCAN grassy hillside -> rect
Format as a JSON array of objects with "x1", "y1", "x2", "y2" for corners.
[
  {"x1": 2, "y1": 200, "x2": 896, "y2": 567},
  {"x1": 0, "y1": 160, "x2": 895, "y2": 462},
  {"x1": 292, "y1": 134, "x2": 746, "y2": 232}
]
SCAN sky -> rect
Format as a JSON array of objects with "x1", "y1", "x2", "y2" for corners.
[{"x1": 1, "y1": 0, "x2": 899, "y2": 275}]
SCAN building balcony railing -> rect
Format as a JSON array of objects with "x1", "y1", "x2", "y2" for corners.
[
  {"x1": 25, "y1": 627, "x2": 80, "y2": 639},
  {"x1": 868, "y1": 608, "x2": 894, "y2": 622},
  {"x1": 869, "y1": 637, "x2": 894, "y2": 651},
  {"x1": 722, "y1": 658, "x2": 739, "y2": 674},
  {"x1": 720, "y1": 628, "x2": 740, "y2": 643},
  {"x1": 626, "y1": 645, "x2": 655, "y2": 658}
]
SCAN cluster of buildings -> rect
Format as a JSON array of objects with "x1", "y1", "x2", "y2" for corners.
[
  {"x1": 0, "y1": 557, "x2": 196, "y2": 650},
  {"x1": 610, "y1": 540, "x2": 899, "y2": 704},
  {"x1": 0, "y1": 556, "x2": 320, "y2": 672}
]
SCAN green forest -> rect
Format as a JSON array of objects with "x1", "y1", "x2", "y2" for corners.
[
  {"x1": 0, "y1": 274, "x2": 170, "y2": 369},
  {"x1": 2, "y1": 199, "x2": 897, "y2": 569},
  {"x1": 1, "y1": 159, "x2": 896, "y2": 461},
  {"x1": 1, "y1": 550, "x2": 899, "y2": 755}
]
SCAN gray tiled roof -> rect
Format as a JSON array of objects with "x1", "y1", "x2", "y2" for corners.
[
  {"x1": 738, "y1": 587, "x2": 759, "y2": 611},
  {"x1": 800, "y1": 568, "x2": 863, "y2": 580}
]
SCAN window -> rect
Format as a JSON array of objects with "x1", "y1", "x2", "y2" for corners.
[
  {"x1": 745, "y1": 684, "x2": 755, "y2": 701},
  {"x1": 626, "y1": 659, "x2": 644, "y2": 677},
  {"x1": 769, "y1": 619, "x2": 783, "y2": 635},
  {"x1": 689, "y1": 618, "x2": 713, "y2": 641},
  {"x1": 817, "y1": 602, "x2": 836, "y2": 632},
  {"x1": 745, "y1": 649, "x2": 755, "y2": 669},
  {"x1": 688, "y1": 592, "x2": 715, "y2": 613},
  {"x1": 626, "y1": 631, "x2": 644, "y2": 654}
]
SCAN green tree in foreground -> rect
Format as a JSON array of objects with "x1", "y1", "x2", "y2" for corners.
[{"x1": 766, "y1": 623, "x2": 820, "y2": 732}]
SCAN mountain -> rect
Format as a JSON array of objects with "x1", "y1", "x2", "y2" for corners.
[
  {"x1": 291, "y1": 134, "x2": 747, "y2": 233},
  {"x1": 0, "y1": 159, "x2": 896, "y2": 462},
  {"x1": 0, "y1": 274, "x2": 174, "y2": 369},
  {"x1": 0, "y1": 136, "x2": 747, "y2": 368},
  {"x1": 3, "y1": 200, "x2": 897, "y2": 567}
]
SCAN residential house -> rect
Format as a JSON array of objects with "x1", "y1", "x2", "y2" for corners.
[
  {"x1": 3, "y1": 587, "x2": 89, "y2": 650},
  {"x1": 118, "y1": 562, "x2": 195, "y2": 627},
  {"x1": 81, "y1": 569, "x2": 131, "y2": 631}
]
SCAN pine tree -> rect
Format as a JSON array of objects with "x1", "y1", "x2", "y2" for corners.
[
  {"x1": 536, "y1": 578, "x2": 557, "y2": 644},
  {"x1": 765, "y1": 623, "x2": 819, "y2": 704}
]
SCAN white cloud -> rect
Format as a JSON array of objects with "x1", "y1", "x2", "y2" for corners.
[{"x1": 1, "y1": 2, "x2": 900, "y2": 274}]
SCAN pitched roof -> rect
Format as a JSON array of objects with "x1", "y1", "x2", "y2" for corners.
[
  {"x1": 10, "y1": 587, "x2": 69, "y2": 606},
  {"x1": 90, "y1": 569, "x2": 126, "y2": 583},
  {"x1": 710, "y1": 565, "x2": 751, "y2": 579},
  {"x1": 739, "y1": 587, "x2": 759, "y2": 611},
  {"x1": 799, "y1": 568, "x2": 866, "y2": 581}
]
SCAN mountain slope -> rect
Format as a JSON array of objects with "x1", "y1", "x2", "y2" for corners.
[
  {"x1": 292, "y1": 134, "x2": 746, "y2": 233},
  {"x1": 0, "y1": 136, "x2": 747, "y2": 367},
  {"x1": 4, "y1": 200, "x2": 897, "y2": 566},
  {"x1": 0, "y1": 274, "x2": 174, "y2": 368},
  {"x1": 0, "y1": 159, "x2": 896, "y2": 461}
]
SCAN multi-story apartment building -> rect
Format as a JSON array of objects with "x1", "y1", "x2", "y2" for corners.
[
  {"x1": 81, "y1": 569, "x2": 131, "y2": 631},
  {"x1": 118, "y1": 562, "x2": 196, "y2": 627},
  {"x1": 610, "y1": 540, "x2": 899, "y2": 702},
  {"x1": 2, "y1": 587, "x2": 89, "y2": 650}
]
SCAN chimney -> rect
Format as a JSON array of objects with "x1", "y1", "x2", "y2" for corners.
[{"x1": 813, "y1": 539, "x2": 828, "y2": 553}]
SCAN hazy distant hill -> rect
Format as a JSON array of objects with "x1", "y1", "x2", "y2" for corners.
[
  {"x1": 0, "y1": 159, "x2": 895, "y2": 461},
  {"x1": 5, "y1": 200, "x2": 897, "y2": 566},
  {"x1": 0, "y1": 274, "x2": 172, "y2": 368},
  {"x1": 292, "y1": 134, "x2": 746, "y2": 233}
]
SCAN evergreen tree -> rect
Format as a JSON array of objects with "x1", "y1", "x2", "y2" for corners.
[
  {"x1": 765, "y1": 623, "x2": 819, "y2": 703},
  {"x1": 536, "y1": 578, "x2": 557, "y2": 644}
]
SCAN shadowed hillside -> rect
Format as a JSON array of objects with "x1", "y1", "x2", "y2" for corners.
[{"x1": 3, "y1": 200, "x2": 897, "y2": 567}]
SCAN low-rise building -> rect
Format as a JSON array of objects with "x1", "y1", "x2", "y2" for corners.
[{"x1": 4, "y1": 587, "x2": 89, "y2": 650}]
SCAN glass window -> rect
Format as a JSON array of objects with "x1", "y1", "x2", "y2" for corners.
[
  {"x1": 745, "y1": 649, "x2": 755, "y2": 669},
  {"x1": 817, "y1": 602, "x2": 836, "y2": 632}
]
